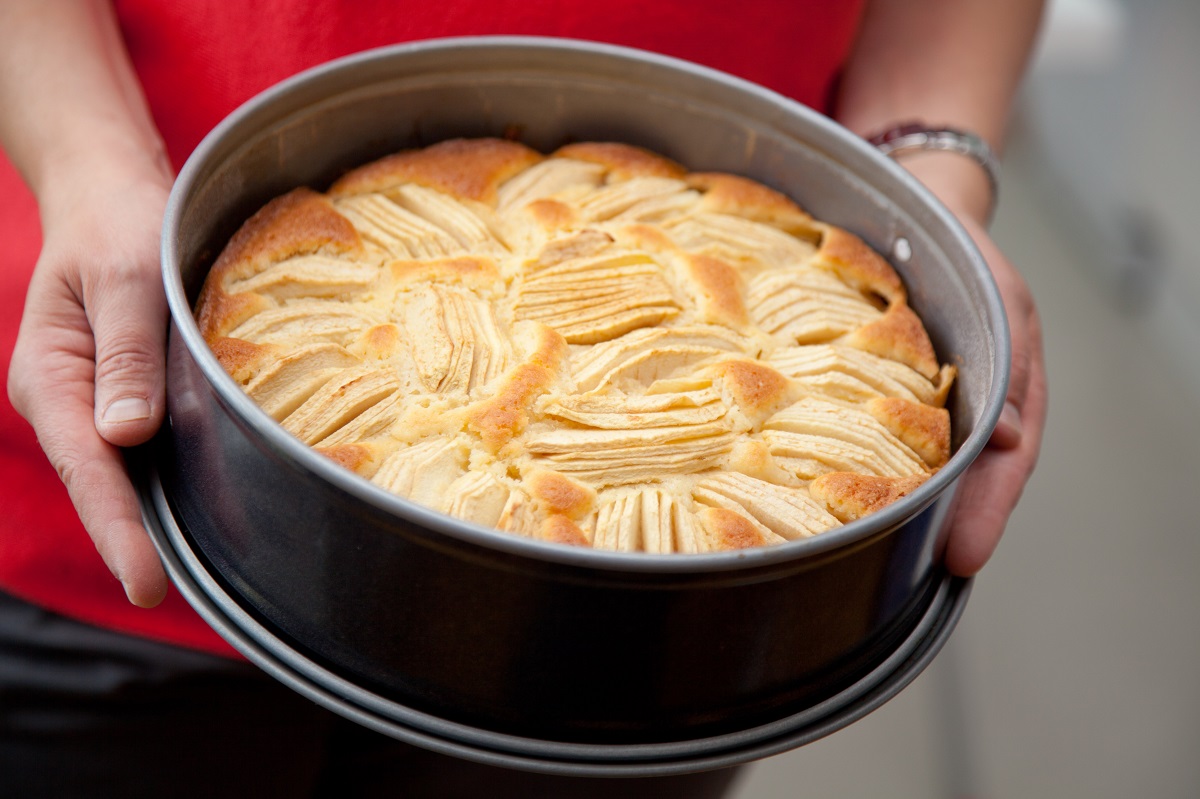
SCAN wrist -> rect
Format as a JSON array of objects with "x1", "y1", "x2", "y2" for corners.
[
  {"x1": 865, "y1": 123, "x2": 999, "y2": 227},
  {"x1": 895, "y1": 149, "x2": 995, "y2": 228},
  {"x1": 35, "y1": 125, "x2": 173, "y2": 228},
  {"x1": 37, "y1": 121, "x2": 171, "y2": 189}
]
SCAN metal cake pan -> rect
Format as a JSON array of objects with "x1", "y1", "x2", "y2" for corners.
[
  {"x1": 131, "y1": 447, "x2": 971, "y2": 776},
  {"x1": 156, "y1": 36, "x2": 1009, "y2": 759}
]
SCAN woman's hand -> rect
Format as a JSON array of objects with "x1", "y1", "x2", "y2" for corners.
[
  {"x1": 878, "y1": 138, "x2": 1048, "y2": 576},
  {"x1": 940, "y1": 209, "x2": 1047, "y2": 576},
  {"x1": 831, "y1": 0, "x2": 1048, "y2": 575},
  {"x1": 7, "y1": 161, "x2": 173, "y2": 607},
  {"x1": 2, "y1": 0, "x2": 179, "y2": 607}
]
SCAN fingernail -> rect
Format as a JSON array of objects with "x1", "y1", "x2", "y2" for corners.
[{"x1": 102, "y1": 397, "x2": 152, "y2": 424}]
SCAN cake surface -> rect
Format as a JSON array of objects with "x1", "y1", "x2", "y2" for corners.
[{"x1": 195, "y1": 138, "x2": 955, "y2": 553}]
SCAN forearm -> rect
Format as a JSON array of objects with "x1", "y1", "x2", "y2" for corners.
[
  {"x1": 836, "y1": 0, "x2": 1045, "y2": 223},
  {"x1": 0, "y1": 0, "x2": 170, "y2": 215}
]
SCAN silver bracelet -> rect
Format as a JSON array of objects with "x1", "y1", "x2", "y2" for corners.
[{"x1": 866, "y1": 123, "x2": 1000, "y2": 222}]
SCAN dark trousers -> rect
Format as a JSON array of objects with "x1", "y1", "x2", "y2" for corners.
[{"x1": 0, "y1": 591, "x2": 740, "y2": 798}]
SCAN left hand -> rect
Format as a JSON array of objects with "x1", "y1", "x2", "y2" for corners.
[{"x1": 7, "y1": 157, "x2": 174, "y2": 607}]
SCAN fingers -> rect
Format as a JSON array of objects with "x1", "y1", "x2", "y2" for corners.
[
  {"x1": 10, "y1": 339, "x2": 169, "y2": 607},
  {"x1": 56, "y1": 431, "x2": 170, "y2": 608},
  {"x1": 989, "y1": 295, "x2": 1037, "y2": 451},
  {"x1": 944, "y1": 326, "x2": 1048, "y2": 576},
  {"x1": 991, "y1": 262, "x2": 1039, "y2": 431},
  {"x1": 961, "y1": 216, "x2": 1042, "y2": 451},
  {"x1": 8, "y1": 212, "x2": 171, "y2": 607},
  {"x1": 937, "y1": 216, "x2": 1048, "y2": 574},
  {"x1": 943, "y1": 447, "x2": 1026, "y2": 576},
  {"x1": 989, "y1": 400, "x2": 1024, "y2": 450},
  {"x1": 87, "y1": 258, "x2": 168, "y2": 448}
]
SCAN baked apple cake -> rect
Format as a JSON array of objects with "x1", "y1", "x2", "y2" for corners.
[{"x1": 195, "y1": 138, "x2": 955, "y2": 553}]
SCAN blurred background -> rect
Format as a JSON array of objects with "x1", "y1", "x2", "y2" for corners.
[{"x1": 734, "y1": 0, "x2": 1200, "y2": 796}]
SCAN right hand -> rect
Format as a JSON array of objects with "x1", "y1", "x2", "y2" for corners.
[
  {"x1": 7, "y1": 160, "x2": 173, "y2": 607},
  {"x1": 937, "y1": 211, "x2": 1047, "y2": 576}
]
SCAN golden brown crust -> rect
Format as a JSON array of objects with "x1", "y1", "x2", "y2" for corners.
[
  {"x1": 867, "y1": 397, "x2": 951, "y2": 469},
  {"x1": 618, "y1": 222, "x2": 677, "y2": 254},
  {"x1": 524, "y1": 322, "x2": 570, "y2": 370},
  {"x1": 315, "y1": 443, "x2": 380, "y2": 477},
  {"x1": 552, "y1": 142, "x2": 688, "y2": 181},
  {"x1": 389, "y1": 256, "x2": 501, "y2": 290},
  {"x1": 688, "y1": 172, "x2": 818, "y2": 238},
  {"x1": 208, "y1": 337, "x2": 274, "y2": 384},
  {"x1": 808, "y1": 472, "x2": 928, "y2": 523},
  {"x1": 329, "y1": 138, "x2": 543, "y2": 204},
  {"x1": 812, "y1": 225, "x2": 904, "y2": 304},
  {"x1": 196, "y1": 288, "x2": 270, "y2": 342},
  {"x1": 846, "y1": 301, "x2": 940, "y2": 380},
  {"x1": 704, "y1": 359, "x2": 793, "y2": 418},
  {"x1": 358, "y1": 324, "x2": 405, "y2": 361},
  {"x1": 697, "y1": 507, "x2": 769, "y2": 550},
  {"x1": 537, "y1": 515, "x2": 591, "y2": 547},
  {"x1": 195, "y1": 188, "x2": 364, "y2": 342},
  {"x1": 209, "y1": 188, "x2": 364, "y2": 285},
  {"x1": 466, "y1": 364, "x2": 552, "y2": 451},
  {"x1": 683, "y1": 254, "x2": 748, "y2": 328},
  {"x1": 526, "y1": 469, "x2": 597, "y2": 520},
  {"x1": 525, "y1": 198, "x2": 577, "y2": 230},
  {"x1": 466, "y1": 325, "x2": 568, "y2": 451}
]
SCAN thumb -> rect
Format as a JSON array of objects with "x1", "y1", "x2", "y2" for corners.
[{"x1": 89, "y1": 261, "x2": 169, "y2": 448}]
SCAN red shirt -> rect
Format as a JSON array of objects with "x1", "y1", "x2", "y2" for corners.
[{"x1": 0, "y1": 0, "x2": 864, "y2": 657}]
